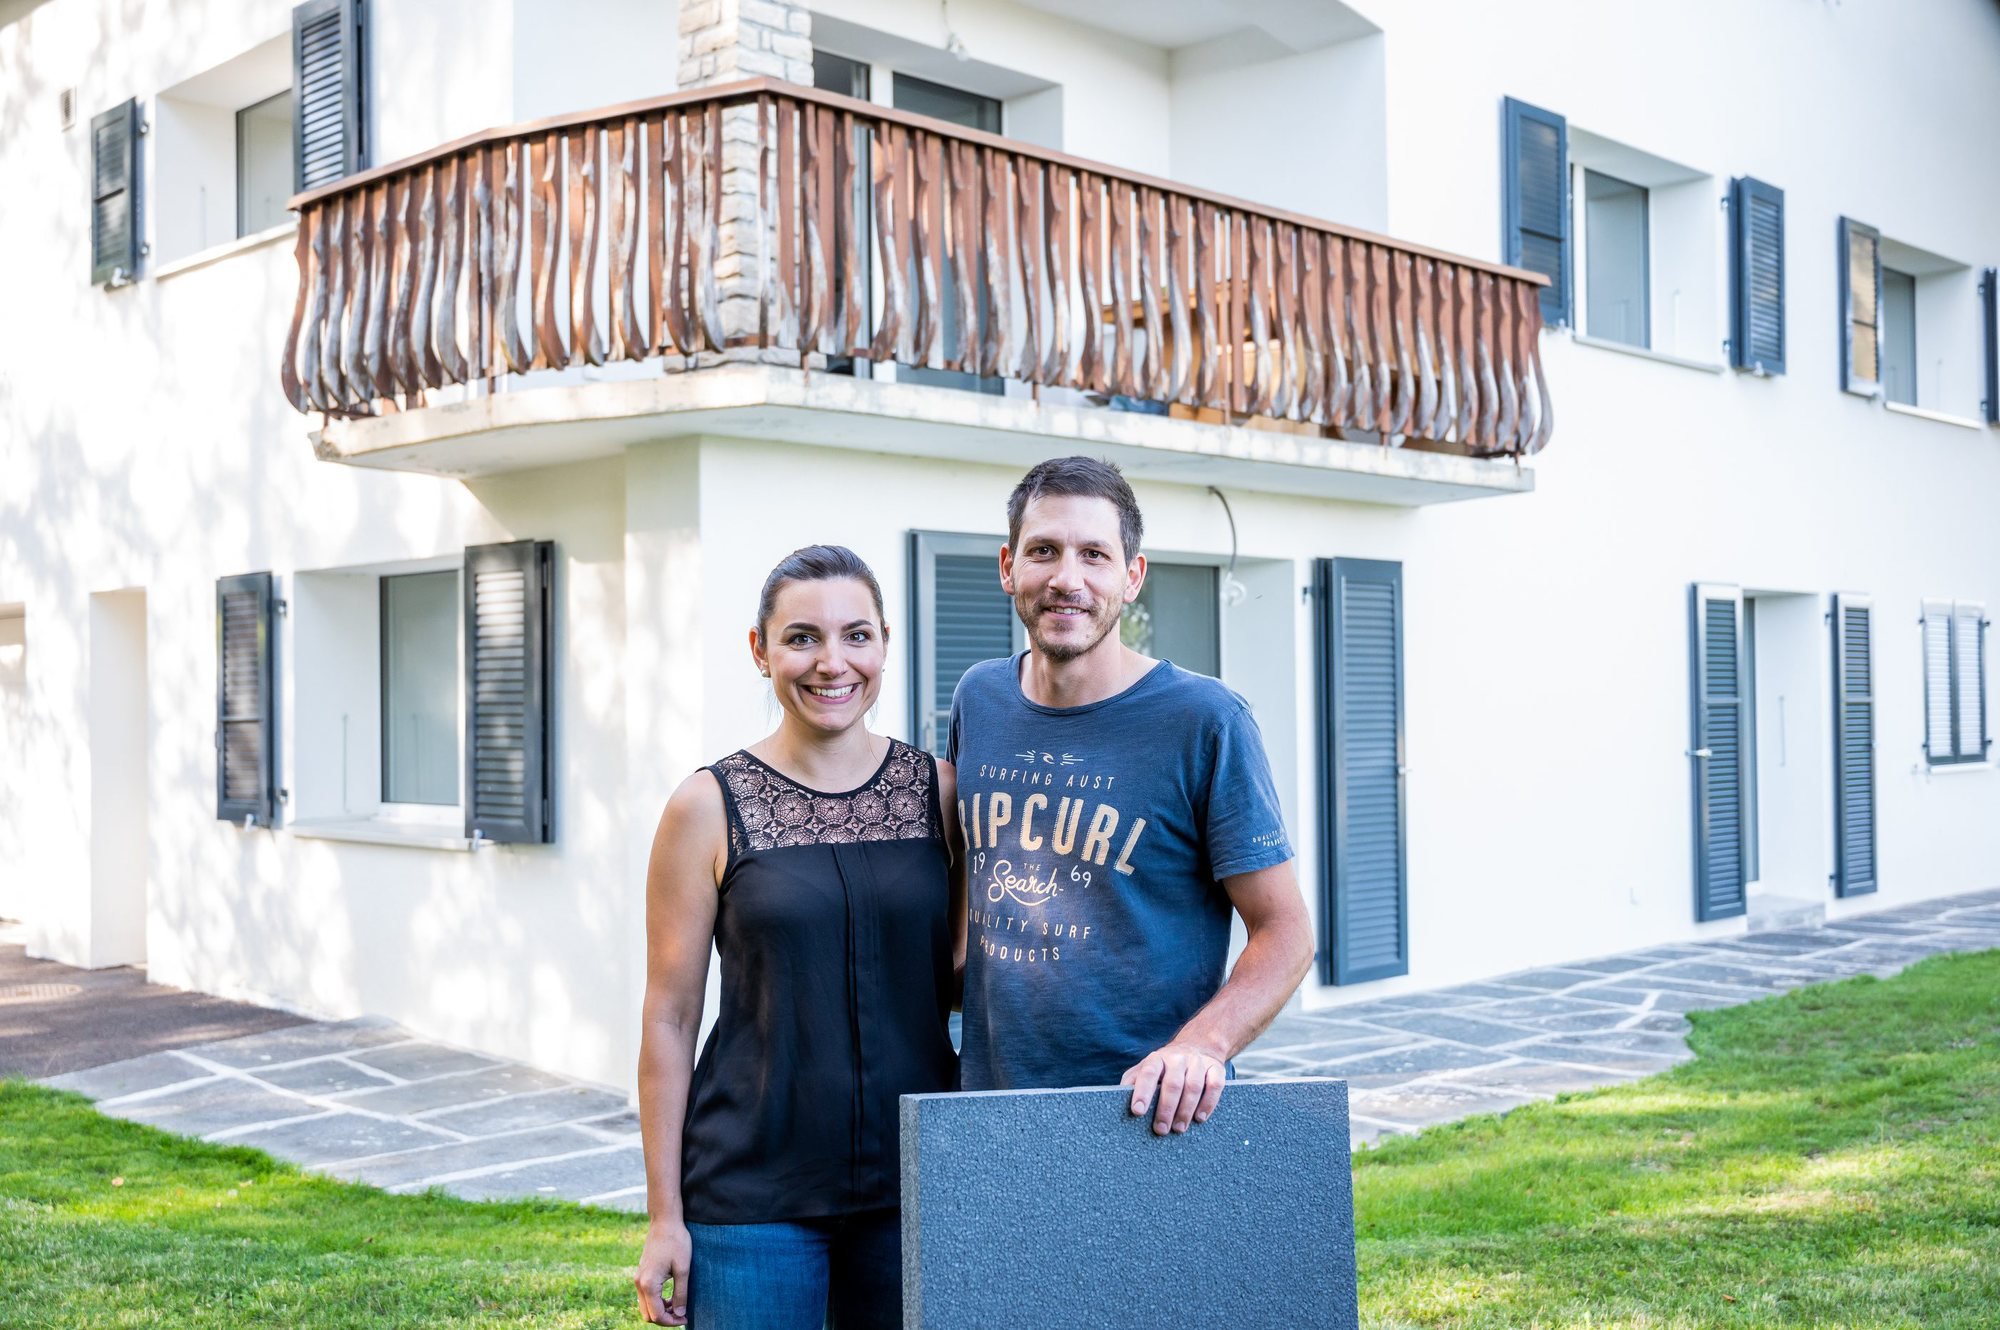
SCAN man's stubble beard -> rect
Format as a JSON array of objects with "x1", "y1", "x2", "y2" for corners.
[{"x1": 1015, "y1": 588, "x2": 1122, "y2": 664}]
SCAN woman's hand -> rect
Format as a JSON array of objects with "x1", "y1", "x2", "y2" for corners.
[{"x1": 634, "y1": 1218, "x2": 691, "y2": 1324}]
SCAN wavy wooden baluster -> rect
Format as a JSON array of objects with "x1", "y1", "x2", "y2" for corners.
[
  {"x1": 797, "y1": 105, "x2": 825, "y2": 358},
  {"x1": 1453, "y1": 266, "x2": 1477, "y2": 444},
  {"x1": 1409, "y1": 257, "x2": 1436, "y2": 438},
  {"x1": 1368, "y1": 243, "x2": 1393, "y2": 436},
  {"x1": 942, "y1": 141, "x2": 973, "y2": 371},
  {"x1": 913, "y1": 129, "x2": 941, "y2": 368},
  {"x1": 1136, "y1": 187, "x2": 1164, "y2": 400},
  {"x1": 281, "y1": 208, "x2": 313, "y2": 411},
  {"x1": 695, "y1": 104, "x2": 727, "y2": 351},
  {"x1": 1107, "y1": 181, "x2": 1136, "y2": 399},
  {"x1": 1015, "y1": 155, "x2": 1045, "y2": 383},
  {"x1": 1164, "y1": 193, "x2": 1191, "y2": 405},
  {"x1": 494, "y1": 145, "x2": 529, "y2": 374},
  {"x1": 833, "y1": 111, "x2": 861, "y2": 354},
  {"x1": 642, "y1": 116, "x2": 665, "y2": 359},
  {"x1": 431, "y1": 155, "x2": 464, "y2": 384},
  {"x1": 868, "y1": 122, "x2": 905, "y2": 363},
  {"x1": 1386, "y1": 249, "x2": 1415, "y2": 438},
  {"x1": 529, "y1": 134, "x2": 563, "y2": 369},
  {"x1": 1473, "y1": 272, "x2": 1500, "y2": 452},
  {"x1": 1522, "y1": 283, "x2": 1554, "y2": 453},
  {"x1": 1191, "y1": 203, "x2": 1218, "y2": 408},
  {"x1": 1321, "y1": 231, "x2": 1351, "y2": 428},
  {"x1": 1076, "y1": 172, "x2": 1104, "y2": 393},
  {"x1": 1343, "y1": 239, "x2": 1371, "y2": 430},
  {"x1": 1043, "y1": 165, "x2": 1072, "y2": 384},
  {"x1": 663, "y1": 112, "x2": 694, "y2": 357},
  {"x1": 753, "y1": 97, "x2": 772, "y2": 350},
  {"x1": 1226, "y1": 213, "x2": 1249, "y2": 417},
  {"x1": 607, "y1": 120, "x2": 630, "y2": 362},
  {"x1": 473, "y1": 148, "x2": 501, "y2": 382},
  {"x1": 1425, "y1": 261, "x2": 1453, "y2": 439},
  {"x1": 573, "y1": 126, "x2": 609, "y2": 365},
  {"x1": 773, "y1": 100, "x2": 798, "y2": 354},
  {"x1": 621, "y1": 116, "x2": 646, "y2": 359},
  {"x1": 1243, "y1": 218, "x2": 1272, "y2": 417},
  {"x1": 409, "y1": 164, "x2": 439, "y2": 388},
  {"x1": 1294, "y1": 230, "x2": 1322, "y2": 423},
  {"x1": 1494, "y1": 271, "x2": 1520, "y2": 451},
  {"x1": 341, "y1": 187, "x2": 374, "y2": 409},
  {"x1": 385, "y1": 173, "x2": 417, "y2": 398},
  {"x1": 1510, "y1": 281, "x2": 1540, "y2": 453},
  {"x1": 978, "y1": 147, "x2": 1009, "y2": 379},
  {"x1": 1273, "y1": 222, "x2": 1299, "y2": 420}
]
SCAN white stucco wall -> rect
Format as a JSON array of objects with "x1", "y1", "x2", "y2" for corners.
[{"x1": 4, "y1": 0, "x2": 1999, "y2": 1093}]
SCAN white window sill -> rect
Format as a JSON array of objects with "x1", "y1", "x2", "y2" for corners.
[
  {"x1": 1884, "y1": 400, "x2": 1988, "y2": 431},
  {"x1": 1570, "y1": 332, "x2": 1724, "y2": 374},
  {"x1": 1916, "y1": 758, "x2": 1994, "y2": 776},
  {"x1": 289, "y1": 818, "x2": 484, "y2": 852},
  {"x1": 154, "y1": 219, "x2": 298, "y2": 282}
]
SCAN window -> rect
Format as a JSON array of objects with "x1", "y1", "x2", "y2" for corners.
[
  {"x1": 909, "y1": 531, "x2": 1020, "y2": 756},
  {"x1": 381, "y1": 571, "x2": 460, "y2": 806},
  {"x1": 1924, "y1": 601, "x2": 1989, "y2": 766},
  {"x1": 1881, "y1": 267, "x2": 1917, "y2": 406},
  {"x1": 1583, "y1": 169, "x2": 1648, "y2": 348},
  {"x1": 236, "y1": 93, "x2": 294, "y2": 238},
  {"x1": 284, "y1": 541, "x2": 553, "y2": 844},
  {"x1": 1120, "y1": 562, "x2": 1220, "y2": 678},
  {"x1": 1841, "y1": 218, "x2": 1986, "y2": 418}
]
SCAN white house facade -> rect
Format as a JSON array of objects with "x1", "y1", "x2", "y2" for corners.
[{"x1": 3, "y1": 0, "x2": 1997, "y2": 1095}]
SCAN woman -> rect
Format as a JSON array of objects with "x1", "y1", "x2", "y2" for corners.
[{"x1": 634, "y1": 545, "x2": 964, "y2": 1328}]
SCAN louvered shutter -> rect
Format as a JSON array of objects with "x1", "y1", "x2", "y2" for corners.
[
  {"x1": 293, "y1": 0, "x2": 367, "y2": 191},
  {"x1": 1922, "y1": 601, "x2": 1956, "y2": 763},
  {"x1": 1953, "y1": 603, "x2": 1988, "y2": 762},
  {"x1": 1980, "y1": 269, "x2": 1997, "y2": 426},
  {"x1": 1502, "y1": 97, "x2": 1570, "y2": 327},
  {"x1": 1838, "y1": 218, "x2": 1881, "y2": 396},
  {"x1": 910, "y1": 531, "x2": 1019, "y2": 758},
  {"x1": 1687, "y1": 585, "x2": 1748, "y2": 921},
  {"x1": 1729, "y1": 177, "x2": 1785, "y2": 374},
  {"x1": 90, "y1": 99, "x2": 140, "y2": 285},
  {"x1": 216, "y1": 573, "x2": 278, "y2": 825},
  {"x1": 1315, "y1": 558, "x2": 1407, "y2": 985},
  {"x1": 1831, "y1": 594, "x2": 1877, "y2": 897},
  {"x1": 464, "y1": 540, "x2": 553, "y2": 843}
]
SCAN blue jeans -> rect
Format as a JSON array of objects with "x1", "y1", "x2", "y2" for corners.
[{"x1": 686, "y1": 1208, "x2": 901, "y2": 1330}]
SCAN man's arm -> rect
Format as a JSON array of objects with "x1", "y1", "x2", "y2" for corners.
[{"x1": 1120, "y1": 860, "x2": 1313, "y2": 1135}]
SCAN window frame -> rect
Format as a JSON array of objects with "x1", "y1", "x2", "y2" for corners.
[
  {"x1": 234, "y1": 90, "x2": 295, "y2": 239},
  {"x1": 1579, "y1": 166, "x2": 1652, "y2": 350},
  {"x1": 377, "y1": 567, "x2": 464, "y2": 812}
]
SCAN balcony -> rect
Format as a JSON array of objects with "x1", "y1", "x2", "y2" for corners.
[{"x1": 281, "y1": 78, "x2": 1553, "y2": 503}]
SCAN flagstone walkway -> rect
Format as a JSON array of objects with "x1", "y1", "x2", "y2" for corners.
[{"x1": 39, "y1": 888, "x2": 2000, "y2": 1207}]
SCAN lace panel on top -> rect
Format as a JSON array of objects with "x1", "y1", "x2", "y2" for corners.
[{"x1": 711, "y1": 742, "x2": 934, "y2": 857}]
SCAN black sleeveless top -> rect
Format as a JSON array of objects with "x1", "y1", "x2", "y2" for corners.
[{"x1": 681, "y1": 739, "x2": 958, "y2": 1223}]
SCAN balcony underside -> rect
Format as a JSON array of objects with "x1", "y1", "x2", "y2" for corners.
[{"x1": 310, "y1": 364, "x2": 1534, "y2": 505}]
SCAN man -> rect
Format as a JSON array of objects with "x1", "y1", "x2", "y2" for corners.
[{"x1": 947, "y1": 456, "x2": 1314, "y2": 1136}]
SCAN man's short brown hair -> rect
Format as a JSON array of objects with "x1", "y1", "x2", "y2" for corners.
[{"x1": 1006, "y1": 456, "x2": 1144, "y2": 563}]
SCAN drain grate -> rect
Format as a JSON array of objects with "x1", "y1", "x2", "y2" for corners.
[{"x1": 0, "y1": 983, "x2": 82, "y2": 1004}]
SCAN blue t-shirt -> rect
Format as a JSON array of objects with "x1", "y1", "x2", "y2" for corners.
[{"x1": 947, "y1": 654, "x2": 1294, "y2": 1091}]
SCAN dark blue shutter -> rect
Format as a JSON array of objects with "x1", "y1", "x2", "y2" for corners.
[
  {"x1": 89, "y1": 99, "x2": 140, "y2": 285},
  {"x1": 1729, "y1": 177, "x2": 1785, "y2": 374},
  {"x1": 464, "y1": 540, "x2": 553, "y2": 843},
  {"x1": 1315, "y1": 558, "x2": 1407, "y2": 985},
  {"x1": 1838, "y1": 218, "x2": 1881, "y2": 396},
  {"x1": 1502, "y1": 97, "x2": 1570, "y2": 327},
  {"x1": 1831, "y1": 594, "x2": 1877, "y2": 897},
  {"x1": 216, "y1": 572, "x2": 278, "y2": 825},
  {"x1": 293, "y1": 0, "x2": 367, "y2": 191},
  {"x1": 909, "y1": 531, "x2": 1017, "y2": 757},
  {"x1": 1980, "y1": 268, "x2": 1997, "y2": 426},
  {"x1": 1688, "y1": 585, "x2": 1748, "y2": 921}
]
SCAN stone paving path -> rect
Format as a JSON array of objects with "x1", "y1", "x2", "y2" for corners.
[{"x1": 40, "y1": 888, "x2": 2000, "y2": 1206}]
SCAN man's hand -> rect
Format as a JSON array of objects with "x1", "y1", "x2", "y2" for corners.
[{"x1": 1120, "y1": 1040, "x2": 1227, "y2": 1135}]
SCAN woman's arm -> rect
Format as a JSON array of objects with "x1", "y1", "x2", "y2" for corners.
[
  {"x1": 937, "y1": 759, "x2": 967, "y2": 1006},
  {"x1": 634, "y1": 772, "x2": 726, "y2": 1326}
]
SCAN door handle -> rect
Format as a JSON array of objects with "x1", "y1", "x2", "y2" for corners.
[{"x1": 1687, "y1": 748, "x2": 1713, "y2": 759}]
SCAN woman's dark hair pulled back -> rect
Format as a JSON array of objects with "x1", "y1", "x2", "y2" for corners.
[{"x1": 755, "y1": 545, "x2": 887, "y2": 642}]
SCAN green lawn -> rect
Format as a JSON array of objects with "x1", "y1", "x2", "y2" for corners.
[{"x1": 3, "y1": 950, "x2": 1997, "y2": 1328}]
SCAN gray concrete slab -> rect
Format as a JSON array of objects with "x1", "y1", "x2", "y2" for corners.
[
  {"x1": 1433, "y1": 1059, "x2": 1644, "y2": 1097},
  {"x1": 1350, "y1": 1081, "x2": 1539, "y2": 1128},
  {"x1": 184, "y1": 1017, "x2": 410, "y2": 1069},
  {"x1": 346, "y1": 1042, "x2": 502, "y2": 1081},
  {"x1": 102, "y1": 1078, "x2": 315, "y2": 1136},
  {"x1": 419, "y1": 1086, "x2": 633, "y2": 1137},
  {"x1": 42, "y1": 1051, "x2": 211, "y2": 1101},
  {"x1": 1494, "y1": 967, "x2": 1613, "y2": 990},
  {"x1": 250, "y1": 1059, "x2": 400, "y2": 1096},
  {"x1": 427, "y1": 1146, "x2": 646, "y2": 1205},
  {"x1": 331, "y1": 1126, "x2": 612, "y2": 1188},
  {"x1": 1295, "y1": 1043, "x2": 1505, "y2": 1088},
  {"x1": 901, "y1": 1081, "x2": 1357, "y2": 1330},
  {"x1": 333, "y1": 1063, "x2": 571, "y2": 1116},
  {"x1": 220, "y1": 1112, "x2": 460, "y2": 1166},
  {"x1": 1357, "y1": 1012, "x2": 1543, "y2": 1048}
]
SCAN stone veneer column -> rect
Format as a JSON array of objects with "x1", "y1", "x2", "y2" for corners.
[{"x1": 677, "y1": 0, "x2": 814, "y2": 351}]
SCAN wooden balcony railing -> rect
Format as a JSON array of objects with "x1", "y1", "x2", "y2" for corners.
[{"x1": 282, "y1": 77, "x2": 1553, "y2": 457}]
